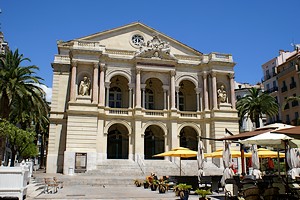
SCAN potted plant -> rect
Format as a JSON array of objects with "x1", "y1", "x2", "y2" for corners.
[
  {"x1": 150, "y1": 180, "x2": 158, "y2": 191},
  {"x1": 134, "y1": 179, "x2": 142, "y2": 187},
  {"x1": 176, "y1": 183, "x2": 192, "y2": 200},
  {"x1": 195, "y1": 188, "x2": 212, "y2": 200},
  {"x1": 157, "y1": 179, "x2": 168, "y2": 193},
  {"x1": 143, "y1": 180, "x2": 150, "y2": 189}
]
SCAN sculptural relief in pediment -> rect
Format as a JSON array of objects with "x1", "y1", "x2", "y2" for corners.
[{"x1": 135, "y1": 35, "x2": 177, "y2": 60}]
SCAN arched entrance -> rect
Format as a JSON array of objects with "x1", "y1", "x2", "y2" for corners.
[
  {"x1": 107, "y1": 124, "x2": 129, "y2": 159},
  {"x1": 144, "y1": 125, "x2": 165, "y2": 159},
  {"x1": 179, "y1": 126, "x2": 198, "y2": 160}
]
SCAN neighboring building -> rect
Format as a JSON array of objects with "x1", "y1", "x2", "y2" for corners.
[
  {"x1": 277, "y1": 47, "x2": 300, "y2": 125},
  {"x1": 262, "y1": 50, "x2": 294, "y2": 124},
  {"x1": 46, "y1": 22, "x2": 239, "y2": 174},
  {"x1": 262, "y1": 45, "x2": 300, "y2": 125},
  {"x1": 234, "y1": 82, "x2": 264, "y2": 132}
]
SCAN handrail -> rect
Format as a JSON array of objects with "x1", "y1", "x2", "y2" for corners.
[{"x1": 137, "y1": 155, "x2": 145, "y2": 175}]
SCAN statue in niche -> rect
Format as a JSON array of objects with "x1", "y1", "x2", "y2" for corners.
[
  {"x1": 79, "y1": 76, "x2": 91, "y2": 96},
  {"x1": 217, "y1": 84, "x2": 227, "y2": 103}
]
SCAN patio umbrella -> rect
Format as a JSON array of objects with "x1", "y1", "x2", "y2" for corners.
[
  {"x1": 243, "y1": 148, "x2": 285, "y2": 158},
  {"x1": 197, "y1": 140, "x2": 205, "y2": 186},
  {"x1": 204, "y1": 149, "x2": 252, "y2": 158},
  {"x1": 251, "y1": 144, "x2": 262, "y2": 179},
  {"x1": 153, "y1": 147, "x2": 197, "y2": 176},
  {"x1": 220, "y1": 140, "x2": 234, "y2": 186}
]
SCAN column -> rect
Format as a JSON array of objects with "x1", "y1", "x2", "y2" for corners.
[
  {"x1": 229, "y1": 73, "x2": 236, "y2": 109},
  {"x1": 135, "y1": 69, "x2": 141, "y2": 108},
  {"x1": 99, "y1": 63, "x2": 106, "y2": 106},
  {"x1": 163, "y1": 85, "x2": 168, "y2": 110},
  {"x1": 170, "y1": 71, "x2": 176, "y2": 110},
  {"x1": 105, "y1": 82, "x2": 110, "y2": 107},
  {"x1": 128, "y1": 87, "x2": 133, "y2": 109},
  {"x1": 142, "y1": 87, "x2": 145, "y2": 109},
  {"x1": 195, "y1": 88, "x2": 200, "y2": 112},
  {"x1": 70, "y1": 61, "x2": 77, "y2": 102},
  {"x1": 211, "y1": 71, "x2": 218, "y2": 110},
  {"x1": 92, "y1": 62, "x2": 99, "y2": 103},
  {"x1": 176, "y1": 88, "x2": 179, "y2": 110},
  {"x1": 203, "y1": 72, "x2": 209, "y2": 110}
]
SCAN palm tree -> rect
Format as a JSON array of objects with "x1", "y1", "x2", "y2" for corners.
[
  {"x1": 236, "y1": 87, "x2": 279, "y2": 128},
  {"x1": 0, "y1": 49, "x2": 49, "y2": 125}
]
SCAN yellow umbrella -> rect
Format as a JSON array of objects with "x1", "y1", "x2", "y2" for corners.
[
  {"x1": 204, "y1": 148, "x2": 252, "y2": 158},
  {"x1": 153, "y1": 147, "x2": 197, "y2": 175},
  {"x1": 244, "y1": 148, "x2": 285, "y2": 158}
]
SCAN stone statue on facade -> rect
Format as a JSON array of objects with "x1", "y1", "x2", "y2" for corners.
[
  {"x1": 217, "y1": 84, "x2": 227, "y2": 103},
  {"x1": 79, "y1": 76, "x2": 91, "y2": 96}
]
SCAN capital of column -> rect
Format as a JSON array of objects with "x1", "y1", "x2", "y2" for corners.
[
  {"x1": 100, "y1": 63, "x2": 106, "y2": 71},
  {"x1": 170, "y1": 70, "x2": 176, "y2": 76},
  {"x1": 140, "y1": 84, "x2": 146, "y2": 90},
  {"x1": 93, "y1": 62, "x2": 99, "y2": 68},
  {"x1": 71, "y1": 60, "x2": 78, "y2": 67},
  {"x1": 136, "y1": 68, "x2": 142, "y2": 74},
  {"x1": 210, "y1": 71, "x2": 217, "y2": 77},
  {"x1": 162, "y1": 85, "x2": 169, "y2": 91},
  {"x1": 105, "y1": 82, "x2": 111, "y2": 88},
  {"x1": 195, "y1": 87, "x2": 201, "y2": 94},
  {"x1": 228, "y1": 73, "x2": 235, "y2": 79},
  {"x1": 175, "y1": 86, "x2": 180, "y2": 92},
  {"x1": 202, "y1": 71, "x2": 207, "y2": 79}
]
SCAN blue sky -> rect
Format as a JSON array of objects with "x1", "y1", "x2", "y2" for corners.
[{"x1": 1, "y1": 0, "x2": 300, "y2": 90}]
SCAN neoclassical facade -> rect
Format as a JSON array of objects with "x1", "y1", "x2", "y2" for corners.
[{"x1": 46, "y1": 22, "x2": 239, "y2": 174}]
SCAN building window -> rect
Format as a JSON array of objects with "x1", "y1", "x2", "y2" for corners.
[
  {"x1": 145, "y1": 88, "x2": 154, "y2": 109},
  {"x1": 286, "y1": 115, "x2": 290, "y2": 124},
  {"x1": 292, "y1": 94, "x2": 299, "y2": 107},
  {"x1": 109, "y1": 87, "x2": 122, "y2": 108},
  {"x1": 131, "y1": 34, "x2": 144, "y2": 47},
  {"x1": 290, "y1": 76, "x2": 296, "y2": 89},
  {"x1": 266, "y1": 69, "x2": 270, "y2": 80},
  {"x1": 281, "y1": 81, "x2": 287, "y2": 92}
]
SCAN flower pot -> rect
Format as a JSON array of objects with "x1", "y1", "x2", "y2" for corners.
[
  {"x1": 158, "y1": 185, "x2": 166, "y2": 193},
  {"x1": 150, "y1": 184, "x2": 157, "y2": 191},
  {"x1": 179, "y1": 190, "x2": 189, "y2": 200},
  {"x1": 143, "y1": 182, "x2": 149, "y2": 189}
]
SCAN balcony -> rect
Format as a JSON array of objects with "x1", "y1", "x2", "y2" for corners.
[
  {"x1": 265, "y1": 86, "x2": 278, "y2": 94},
  {"x1": 290, "y1": 82, "x2": 297, "y2": 89},
  {"x1": 104, "y1": 107, "x2": 200, "y2": 120},
  {"x1": 281, "y1": 86, "x2": 288, "y2": 93}
]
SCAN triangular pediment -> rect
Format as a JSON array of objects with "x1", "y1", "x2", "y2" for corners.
[{"x1": 71, "y1": 22, "x2": 202, "y2": 58}]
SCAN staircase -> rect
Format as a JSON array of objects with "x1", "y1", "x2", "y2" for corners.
[{"x1": 40, "y1": 159, "x2": 224, "y2": 187}]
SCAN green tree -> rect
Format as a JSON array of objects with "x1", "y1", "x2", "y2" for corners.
[
  {"x1": 0, "y1": 120, "x2": 37, "y2": 166},
  {"x1": 0, "y1": 49, "x2": 50, "y2": 165},
  {"x1": 0, "y1": 49, "x2": 49, "y2": 127},
  {"x1": 236, "y1": 87, "x2": 279, "y2": 128}
]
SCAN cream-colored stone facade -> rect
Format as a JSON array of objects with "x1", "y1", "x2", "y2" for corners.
[{"x1": 46, "y1": 22, "x2": 239, "y2": 174}]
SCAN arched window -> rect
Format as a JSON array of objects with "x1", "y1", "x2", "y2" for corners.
[
  {"x1": 145, "y1": 88, "x2": 154, "y2": 109},
  {"x1": 109, "y1": 87, "x2": 122, "y2": 108}
]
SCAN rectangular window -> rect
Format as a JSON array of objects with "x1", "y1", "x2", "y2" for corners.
[{"x1": 286, "y1": 115, "x2": 290, "y2": 124}]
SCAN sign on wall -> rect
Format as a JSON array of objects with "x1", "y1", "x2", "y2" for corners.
[{"x1": 75, "y1": 152, "x2": 87, "y2": 173}]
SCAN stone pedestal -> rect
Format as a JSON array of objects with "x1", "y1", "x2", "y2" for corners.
[{"x1": 219, "y1": 103, "x2": 232, "y2": 110}]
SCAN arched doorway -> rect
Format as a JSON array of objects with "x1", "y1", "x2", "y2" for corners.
[
  {"x1": 144, "y1": 125, "x2": 165, "y2": 159},
  {"x1": 179, "y1": 126, "x2": 198, "y2": 160},
  {"x1": 107, "y1": 124, "x2": 129, "y2": 159}
]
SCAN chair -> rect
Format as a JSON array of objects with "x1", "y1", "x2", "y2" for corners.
[
  {"x1": 53, "y1": 177, "x2": 63, "y2": 189},
  {"x1": 44, "y1": 178, "x2": 58, "y2": 194},
  {"x1": 262, "y1": 187, "x2": 279, "y2": 200},
  {"x1": 241, "y1": 186, "x2": 261, "y2": 200}
]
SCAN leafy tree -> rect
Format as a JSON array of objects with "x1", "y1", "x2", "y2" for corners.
[
  {"x1": 0, "y1": 120, "x2": 37, "y2": 166},
  {"x1": 236, "y1": 87, "x2": 279, "y2": 128}
]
